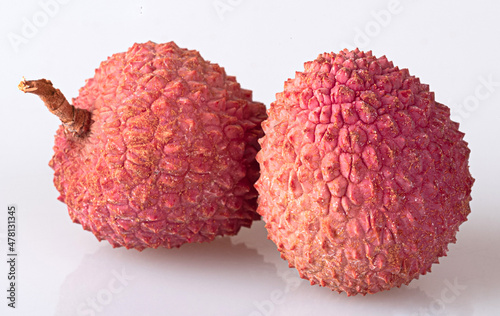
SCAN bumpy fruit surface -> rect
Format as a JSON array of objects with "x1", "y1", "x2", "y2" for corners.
[
  {"x1": 25, "y1": 41, "x2": 267, "y2": 250},
  {"x1": 256, "y1": 49, "x2": 474, "y2": 295}
]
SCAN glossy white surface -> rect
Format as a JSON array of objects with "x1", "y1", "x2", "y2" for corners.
[{"x1": 1, "y1": 1, "x2": 499, "y2": 315}]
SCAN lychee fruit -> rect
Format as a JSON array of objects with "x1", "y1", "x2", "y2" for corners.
[
  {"x1": 255, "y1": 49, "x2": 474, "y2": 295},
  {"x1": 19, "y1": 41, "x2": 267, "y2": 251}
]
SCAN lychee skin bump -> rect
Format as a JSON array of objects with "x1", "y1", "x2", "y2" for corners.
[
  {"x1": 255, "y1": 49, "x2": 474, "y2": 296},
  {"x1": 49, "y1": 41, "x2": 267, "y2": 250}
]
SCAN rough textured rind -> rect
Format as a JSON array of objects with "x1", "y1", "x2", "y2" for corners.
[
  {"x1": 255, "y1": 49, "x2": 474, "y2": 295},
  {"x1": 49, "y1": 41, "x2": 267, "y2": 250}
]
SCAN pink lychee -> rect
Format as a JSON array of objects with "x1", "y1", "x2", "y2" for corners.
[
  {"x1": 19, "y1": 41, "x2": 267, "y2": 251},
  {"x1": 255, "y1": 49, "x2": 474, "y2": 295}
]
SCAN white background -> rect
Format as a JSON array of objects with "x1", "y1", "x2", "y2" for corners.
[{"x1": 1, "y1": 0, "x2": 499, "y2": 315}]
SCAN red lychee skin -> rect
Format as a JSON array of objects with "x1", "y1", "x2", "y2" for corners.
[
  {"x1": 255, "y1": 49, "x2": 474, "y2": 295},
  {"x1": 49, "y1": 41, "x2": 267, "y2": 250}
]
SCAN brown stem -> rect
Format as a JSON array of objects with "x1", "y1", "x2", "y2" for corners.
[{"x1": 18, "y1": 78, "x2": 91, "y2": 136}]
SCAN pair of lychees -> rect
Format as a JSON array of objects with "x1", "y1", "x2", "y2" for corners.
[{"x1": 19, "y1": 41, "x2": 473, "y2": 296}]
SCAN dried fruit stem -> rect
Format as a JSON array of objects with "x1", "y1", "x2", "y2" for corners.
[{"x1": 18, "y1": 78, "x2": 91, "y2": 136}]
